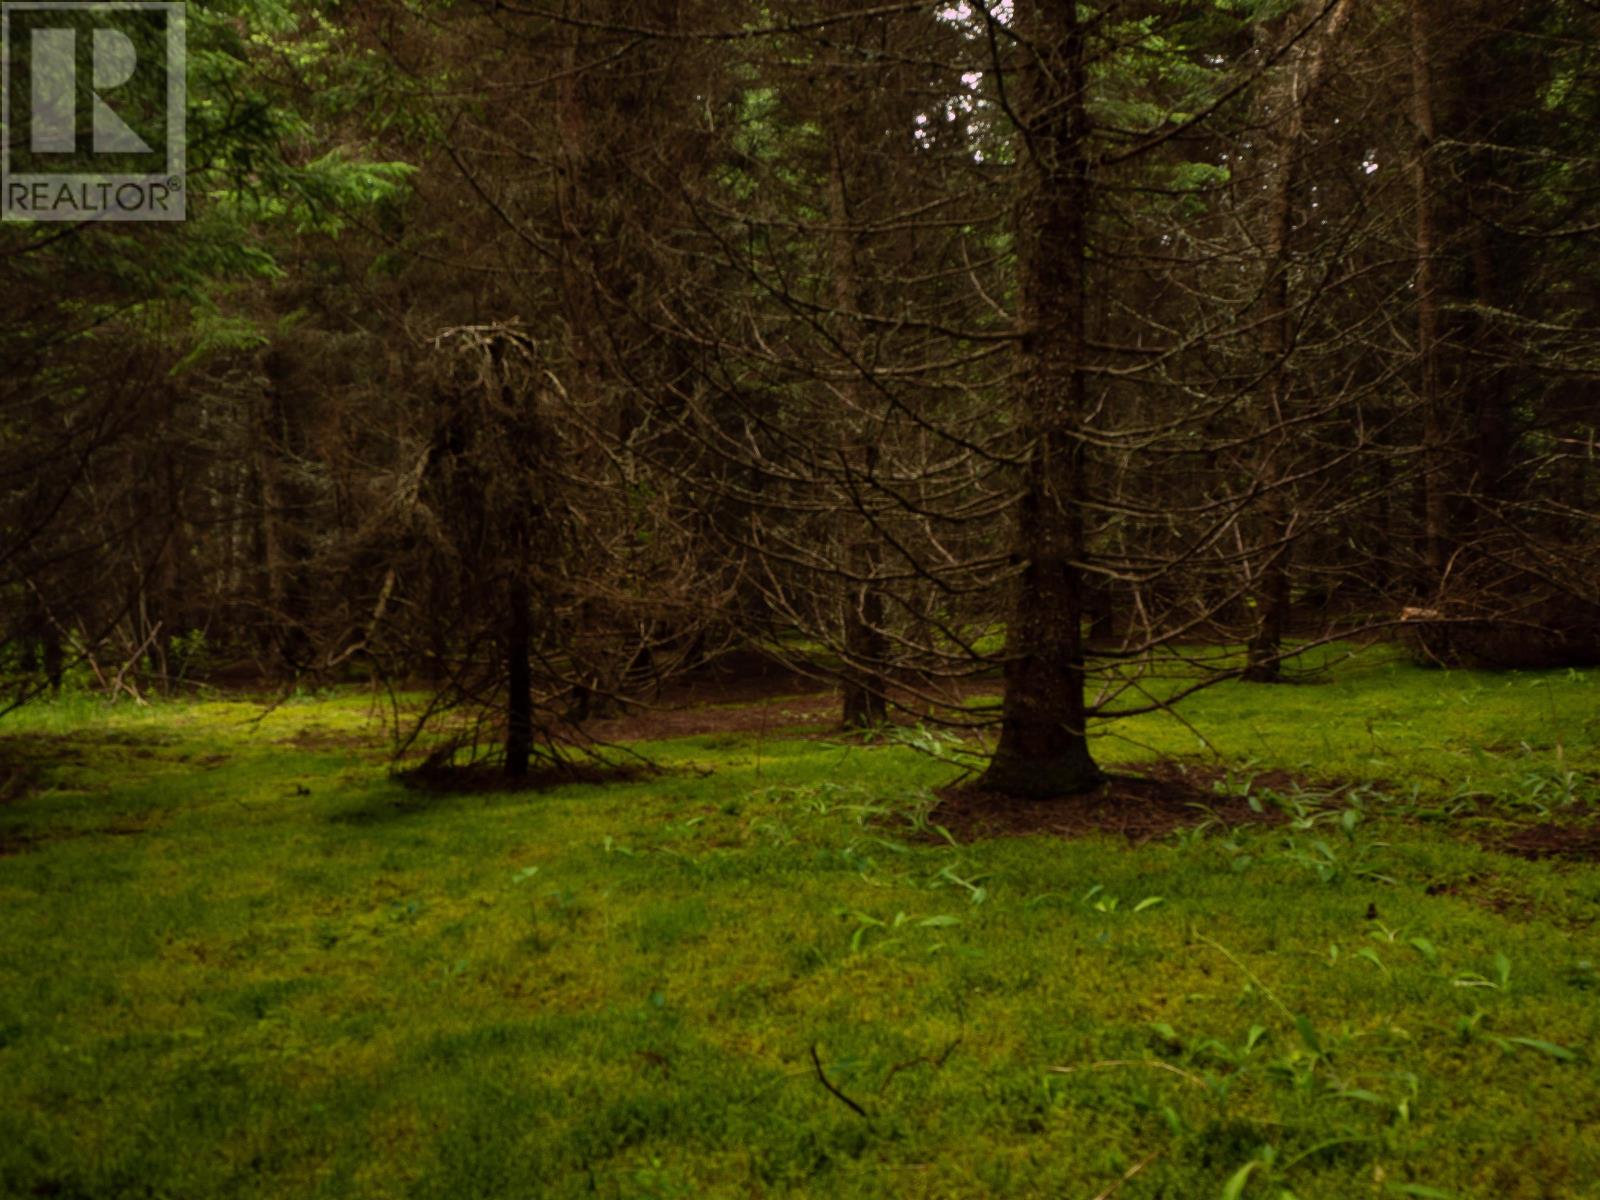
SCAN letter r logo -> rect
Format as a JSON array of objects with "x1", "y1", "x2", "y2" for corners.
[
  {"x1": 30, "y1": 24, "x2": 152, "y2": 154},
  {"x1": 2, "y1": 2, "x2": 187, "y2": 221}
]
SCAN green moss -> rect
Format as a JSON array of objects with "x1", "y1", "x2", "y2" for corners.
[{"x1": 0, "y1": 650, "x2": 1597, "y2": 1196}]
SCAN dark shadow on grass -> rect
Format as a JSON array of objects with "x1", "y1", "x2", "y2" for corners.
[
  {"x1": 0, "y1": 755, "x2": 41, "y2": 808},
  {"x1": 925, "y1": 762, "x2": 1311, "y2": 844},
  {"x1": 1498, "y1": 821, "x2": 1600, "y2": 863},
  {"x1": 399, "y1": 758, "x2": 655, "y2": 794},
  {"x1": 328, "y1": 759, "x2": 657, "y2": 826},
  {"x1": 0, "y1": 821, "x2": 154, "y2": 855}
]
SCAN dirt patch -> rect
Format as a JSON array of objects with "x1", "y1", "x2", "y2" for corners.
[
  {"x1": 1498, "y1": 821, "x2": 1600, "y2": 863},
  {"x1": 282, "y1": 726, "x2": 378, "y2": 752},
  {"x1": 1424, "y1": 874, "x2": 1537, "y2": 917},
  {"x1": 581, "y1": 667, "x2": 1002, "y2": 745},
  {"x1": 655, "y1": 648, "x2": 825, "y2": 707},
  {"x1": 585, "y1": 693, "x2": 841, "y2": 743},
  {"x1": 926, "y1": 763, "x2": 1300, "y2": 844}
]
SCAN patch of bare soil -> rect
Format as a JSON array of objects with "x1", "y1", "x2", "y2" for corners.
[
  {"x1": 282, "y1": 726, "x2": 379, "y2": 752},
  {"x1": 1498, "y1": 820, "x2": 1600, "y2": 863},
  {"x1": 1424, "y1": 874, "x2": 1537, "y2": 917},
  {"x1": 926, "y1": 763, "x2": 1301, "y2": 844},
  {"x1": 584, "y1": 693, "x2": 840, "y2": 744},
  {"x1": 655, "y1": 649, "x2": 827, "y2": 706},
  {"x1": 581, "y1": 653, "x2": 1003, "y2": 745}
]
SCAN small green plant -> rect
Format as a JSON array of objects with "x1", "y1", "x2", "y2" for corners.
[
  {"x1": 837, "y1": 907, "x2": 963, "y2": 953},
  {"x1": 1452, "y1": 952, "x2": 1513, "y2": 992},
  {"x1": 889, "y1": 722, "x2": 981, "y2": 771},
  {"x1": 167, "y1": 629, "x2": 212, "y2": 684}
]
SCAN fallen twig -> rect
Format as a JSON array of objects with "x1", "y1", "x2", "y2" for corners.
[
  {"x1": 878, "y1": 1036, "x2": 963, "y2": 1094},
  {"x1": 810, "y1": 1043, "x2": 870, "y2": 1119},
  {"x1": 108, "y1": 620, "x2": 161, "y2": 705}
]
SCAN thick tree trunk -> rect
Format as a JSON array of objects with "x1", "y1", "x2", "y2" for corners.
[{"x1": 978, "y1": 0, "x2": 1101, "y2": 799}]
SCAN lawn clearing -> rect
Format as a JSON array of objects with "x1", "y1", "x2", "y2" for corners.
[{"x1": 1, "y1": 651, "x2": 1597, "y2": 1198}]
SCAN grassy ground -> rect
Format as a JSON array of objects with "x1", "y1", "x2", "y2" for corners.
[{"x1": 1, "y1": 648, "x2": 1597, "y2": 1198}]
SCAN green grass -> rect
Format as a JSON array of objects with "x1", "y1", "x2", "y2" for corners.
[{"x1": 1, "y1": 651, "x2": 1597, "y2": 1198}]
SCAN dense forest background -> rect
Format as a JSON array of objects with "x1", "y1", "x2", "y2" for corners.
[{"x1": 5, "y1": 0, "x2": 1598, "y2": 792}]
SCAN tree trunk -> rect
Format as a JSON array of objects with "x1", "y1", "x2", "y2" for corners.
[
  {"x1": 34, "y1": 588, "x2": 64, "y2": 696},
  {"x1": 1411, "y1": 0, "x2": 1451, "y2": 592},
  {"x1": 978, "y1": 0, "x2": 1101, "y2": 799},
  {"x1": 1243, "y1": 502, "x2": 1292, "y2": 683},
  {"x1": 1468, "y1": 214, "x2": 1510, "y2": 517},
  {"x1": 1243, "y1": 0, "x2": 1355, "y2": 682},
  {"x1": 1375, "y1": 451, "x2": 1395, "y2": 596},
  {"x1": 825, "y1": 88, "x2": 888, "y2": 729},
  {"x1": 1243, "y1": 200, "x2": 1294, "y2": 683},
  {"x1": 841, "y1": 530, "x2": 888, "y2": 727},
  {"x1": 505, "y1": 573, "x2": 533, "y2": 779}
]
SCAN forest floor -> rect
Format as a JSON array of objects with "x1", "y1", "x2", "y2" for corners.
[{"x1": 1, "y1": 644, "x2": 1598, "y2": 1198}]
